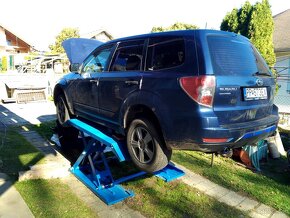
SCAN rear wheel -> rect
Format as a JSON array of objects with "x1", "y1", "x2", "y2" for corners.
[
  {"x1": 126, "y1": 118, "x2": 172, "y2": 173},
  {"x1": 56, "y1": 94, "x2": 70, "y2": 126}
]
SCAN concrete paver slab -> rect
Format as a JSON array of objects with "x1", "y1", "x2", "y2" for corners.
[
  {"x1": 0, "y1": 175, "x2": 34, "y2": 218},
  {"x1": 271, "y1": 211, "x2": 289, "y2": 218},
  {"x1": 237, "y1": 198, "x2": 260, "y2": 212},
  {"x1": 254, "y1": 204, "x2": 275, "y2": 217},
  {"x1": 205, "y1": 185, "x2": 230, "y2": 199},
  {"x1": 219, "y1": 191, "x2": 246, "y2": 207},
  {"x1": 194, "y1": 179, "x2": 218, "y2": 192}
]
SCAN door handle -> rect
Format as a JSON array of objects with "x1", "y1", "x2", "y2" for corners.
[
  {"x1": 89, "y1": 79, "x2": 99, "y2": 85},
  {"x1": 125, "y1": 80, "x2": 139, "y2": 86}
]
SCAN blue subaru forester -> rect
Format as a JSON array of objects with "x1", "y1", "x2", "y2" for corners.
[{"x1": 54, "y1": 30, "x2": 279, "y2": 172}]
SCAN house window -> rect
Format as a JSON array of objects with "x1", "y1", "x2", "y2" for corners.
[{"x1": 6, "y1": 40, "x2": 12, "y2": 46}]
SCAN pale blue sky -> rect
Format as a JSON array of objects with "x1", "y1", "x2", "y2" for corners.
[{"x1": 0, "y1": 0, "x2": 288, "y2": 51}]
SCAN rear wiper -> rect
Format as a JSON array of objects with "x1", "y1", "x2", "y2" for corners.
[{"x1": 252, "y1": 71, "x2": 272, "y2": 77}]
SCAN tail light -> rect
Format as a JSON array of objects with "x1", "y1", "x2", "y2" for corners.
[{"x1": 180, "y1": 76, "x2": 216, "y2": 107}]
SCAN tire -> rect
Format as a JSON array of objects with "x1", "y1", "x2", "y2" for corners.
[
  {"x1": 56, "y1": 94, "x2": 70, "y2": 126},
  {"x1": 126, "y1": 118, "x2": 172, "y2": 173}
]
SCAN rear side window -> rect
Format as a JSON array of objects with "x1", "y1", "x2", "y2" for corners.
[
  {"x1": 110, "y1": 40, "x2": 144, "y2": 71},
  {"x1": 208, "y1": 36, "x2": 271, "y2": 76},
  {"x1": 146, "y1": 37, "x2": 185, "y2": 71}
]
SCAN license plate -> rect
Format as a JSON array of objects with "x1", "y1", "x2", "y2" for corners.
[{"x1": 243, "y1": 87, "x2": 267, "y2": 101}]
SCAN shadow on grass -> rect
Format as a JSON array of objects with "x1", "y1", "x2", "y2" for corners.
[{"x1": 0, "y1": 103, "x2": 54, "y2": 208}]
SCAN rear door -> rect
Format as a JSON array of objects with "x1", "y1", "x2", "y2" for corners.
[
  {"x1": 207, "y1": 34, "x2": 275, "y2": 125},
  {"x1": 97, "y1": 39, "x2": 145, "y2": 126}
]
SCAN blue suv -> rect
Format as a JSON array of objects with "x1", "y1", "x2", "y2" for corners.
[{"x1": 54, "y1": 30, "x2": 279, "y2": 173}]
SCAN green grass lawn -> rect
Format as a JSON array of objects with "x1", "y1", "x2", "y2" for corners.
[
  {"x1": 29, "y1": 120, "x2": 56, "y2": 140},
  {"x1": 124, "y1": 176, "x2": 247, "y2": 218},
  {"x1": 16, "y1": 179, "x2": 98, "y2": 218},
  {"x1": 31, "y1": 120, "x2": 289, "y2": 216},
  {"x1": 0, "y1": 128, "x2": 44, "y2": 178},
  {"x1": 172, "y1": 151, "x2": 290, "y2": 216},
  {"x1": 0, "y1": 126, "x2": 97, "y2": 218}
]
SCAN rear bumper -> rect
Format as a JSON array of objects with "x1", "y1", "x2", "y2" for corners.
[{"x1": 166, "y1": 115, "x2": 279, "y2": 152}]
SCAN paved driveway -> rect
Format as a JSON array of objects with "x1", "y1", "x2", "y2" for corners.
[{"x1": 0, "y1": 101, "x2": 56, "y2": 126}]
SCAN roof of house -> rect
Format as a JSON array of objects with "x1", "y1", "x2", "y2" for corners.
[
  {"x1": 81, "y1": 29, "x2": 113, "y2": 41},
  {"x1": 273, "y1": 9, "x2": 290, "y2": 52},
  {"x1": 0, "y1": 23, "x2": 34, "y2": 49}
]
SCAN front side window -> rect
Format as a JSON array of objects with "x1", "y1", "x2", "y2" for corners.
[
  {"x1": 110, "y1": 40, "x2": 144, "y2": 72},
  {"x1": 82, "y1": 46, "x2": 113, "y2": 73},
  {"x1": 146, "y1": 37, "x2": 185, "y2": 71}
]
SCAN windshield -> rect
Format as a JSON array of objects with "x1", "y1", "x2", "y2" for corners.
[{"x1": 208, "y1": 35, "x2": 272, "y2": 77}]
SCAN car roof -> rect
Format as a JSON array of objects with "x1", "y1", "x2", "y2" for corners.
[{"x1": 108, "y1": 29, "x2": 245, "y2": 43}]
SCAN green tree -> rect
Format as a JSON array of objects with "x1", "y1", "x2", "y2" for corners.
[
  {"x1": 220, "y1": 0, "x2": 275, "y2": 67},
  {"x1": 49, "y1": 28, "x2": 80, "y2": 54},
  {"x1": 220, "y1": 8, "x2": 239, "y2": 33},
  {"x1": 238, "y1": 1, "x2": 252, "y2": 36},
  {"x1": 248, "y1": 0, "x2": 275, "y2": 66},
  {"x1": 151, "y1": 22, "x2": 198, "y2": 32}
]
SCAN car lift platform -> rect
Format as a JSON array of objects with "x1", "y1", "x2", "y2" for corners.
[{"x1": 66, "y1": 118, "x2": 185, "y2": 205}]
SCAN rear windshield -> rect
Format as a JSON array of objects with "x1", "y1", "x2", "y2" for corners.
[{"x1": 208, "y1": 35, "x2": 271, "y2": 76}]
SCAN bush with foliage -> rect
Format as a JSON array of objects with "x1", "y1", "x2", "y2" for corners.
[
  {"x1": 49, "y1": 28, "x2": 80, "y2": 54},
  {"x1": 151, "y1": 22, "x2": 198, "y2": 33},
  {"x1": 220, "y1": 0, "x2": 275, "y2": 67}
]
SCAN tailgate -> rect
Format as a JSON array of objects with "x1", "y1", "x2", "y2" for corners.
[{"x1": 207, "y1": 34, "x2": 276, "y2": 125}]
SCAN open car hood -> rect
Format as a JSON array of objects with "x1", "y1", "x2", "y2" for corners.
[{"x1": 62, "y1": 38, "x2": 103, "y2": 65}]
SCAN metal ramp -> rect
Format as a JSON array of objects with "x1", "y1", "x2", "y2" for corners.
[{"x1": 66, "y1": 118, "x2": 185, "y2": 205}]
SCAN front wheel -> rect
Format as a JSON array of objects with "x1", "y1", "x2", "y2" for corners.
[
  {"x1": 56, "y1": 94, "x2": 70, "y2": 126},
  {"x1": 126, "y1": 118, "x2": 172, "y2": 173}
]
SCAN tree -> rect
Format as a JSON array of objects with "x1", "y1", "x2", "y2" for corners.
[
  {"x1": 151, "y1": 22, "x2": 198, "y2": 32},
  {"x1": 220, "y1": 8, "x2": 239, "y2": 33},
  {"x1": 248, "y1": 0, "x2": 275, "y2": 67},
  {"x1": 49, "y1": 28, "x2": 80, "y2": 54},
  {"x1": 220, "y1": 0, "x2": 275, "y2": 67}
]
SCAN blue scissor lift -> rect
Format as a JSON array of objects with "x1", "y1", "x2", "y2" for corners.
[{"x1": 66, "y1": 118, "x2": 185, "y2": 205}]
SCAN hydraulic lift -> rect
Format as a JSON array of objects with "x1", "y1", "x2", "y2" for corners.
[{"x1": 65, "y1": 118, "x2": 185, "y2": 205}]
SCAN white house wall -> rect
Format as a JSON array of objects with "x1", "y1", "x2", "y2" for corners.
[{"x1": 274, "y1": 56, "x2": 290, "y2": 113}]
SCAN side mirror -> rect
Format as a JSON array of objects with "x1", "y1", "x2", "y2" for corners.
[{"x1": 70, "y1": 63, "x2": 80, "y2": 72}]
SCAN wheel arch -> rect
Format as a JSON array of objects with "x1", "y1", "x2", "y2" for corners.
[
  {"x1": 123, "y1": 104, "x2": 170, "y2": 150},
  {"x1": 53, "y1": 84, "x2": 74, "y2": 115}
]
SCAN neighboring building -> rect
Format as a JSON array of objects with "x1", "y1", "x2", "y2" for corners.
[
  {"x1": 0, "y1": 24, "x2": 35, "y2": 71},
  {"x1": 81, "y1": 29, "x2": 113, "y2": 42},
  {"x1": 273, "y1": 9, "x2": 290, "y2": 113}
]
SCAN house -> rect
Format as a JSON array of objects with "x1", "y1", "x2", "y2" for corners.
[
  {"x1": 0, "y1": 24, "x2": 35, "y2": 71},
  {"x1": 81, "y1": 29, "x2": 113, "y2": 42},
  {"x1": 273, "y1": 9, "x2": 290, "y2": 113}
]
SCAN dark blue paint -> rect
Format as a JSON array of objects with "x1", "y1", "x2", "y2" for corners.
[{"x1": 56, "y1": 30, "x2": 279, "y2": 153}]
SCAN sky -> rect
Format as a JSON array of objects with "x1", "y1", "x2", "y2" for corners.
[{"x1": 0, "y1": 0, "x2": 289, "y2": 51}]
